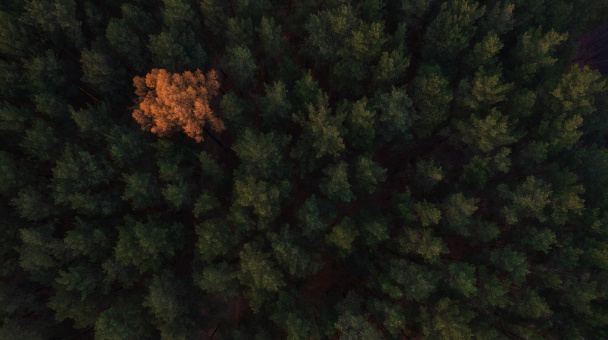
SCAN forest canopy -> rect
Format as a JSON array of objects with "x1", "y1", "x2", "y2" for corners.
[{"x1": 1, "y1": 0, "x2": 608, "y2": 339}]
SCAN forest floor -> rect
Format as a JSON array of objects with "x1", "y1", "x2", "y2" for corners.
[{"x1": 575, "y1": 23, "x2": 608, "y2": 75}]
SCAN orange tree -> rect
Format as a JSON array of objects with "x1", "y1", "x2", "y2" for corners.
[{"x1": 132, "y1": 68, "x2": 224, "y2": 143}]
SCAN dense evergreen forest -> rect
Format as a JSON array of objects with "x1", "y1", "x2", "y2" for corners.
[{"x1": 2, "y1": 0, "x2": 608, "y2": 338}]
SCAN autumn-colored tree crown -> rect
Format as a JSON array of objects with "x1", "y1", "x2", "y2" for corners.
[{"x1": 132, "y1": 69, "x2": 224, "y2": 142}]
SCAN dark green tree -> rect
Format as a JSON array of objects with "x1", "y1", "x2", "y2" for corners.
[
  {"x1": 199, "y1": 0, "x2": 228, "y2": 39},
  {"x1": 193, "y1": 261, "x2": 240, "y2": 299},
  {"x1": 342, "y1": 98, "x2": 377, "y2": 150},
  {"x1": 226, "y1": 17, "x2": 254, "y2": 49},
  {"x1": 421, "y1": 0, "x2": 485, "y2": 69},
  {"x1": 114, "y1": 215, "x2": 184, "y2": 274},
  {"x1": 105, "y1": 125, "x2": 154, "y2": 171},
  {"x1": 293, "y1": 70, "x2": 321, "y2": 107},
  {"x1": 220, "y1": 91, "x2": 255, "y2": 134},
  {"x1": 258, "y1": 81, "x2": 292, "y2": 130},
  {"x1": 195, "y1": 218, "x2": 235, "y2": 263},
  {"x1": 95, "y1": 296, "x2": 156, "y2": 339},
  {"x1": 351, "y1": 155, "x2": 387, "y2": 195},
  {"x1": 238, "y1": 241, "x2": 286, "y2": 312},
  {"x1": 232, "y1": 128, "x2": 292, "y2": 180},
  {"x1": 10, "y1": 186, "x2": 55, "y2": 221},
  {"x1": 411, "y1": 64, "x2": 453, "y2": 137},
  {"x1": 51, "y1": 144, "x2": 119, "y2": 215},
  {"x1": 256, "y1": 16, "x2": 282, "y2": 58},
  {"x1": 0, "y1": 152, "x2": 32, "y2": 197},
  {"x1": 418, "y1": 298, "x2": 475, "y2": 339},
  {"x1": 19, "y1": 118, "x2": 60, "y2": 162},
  {"x1": 21, "y1": 0, "x2": 83, "y2": 49},
  {"x1": 267, "y1": 224, "x2": 322, "y2": 279},
  {"x1": 326, "y1": 217, "x2": 360, "y2": 258},
  {"x1": 148, "y1": 29, "x2": 208, "y2": 73},
  {"x1": 63, "y1": 217, "x2": 113, "y2": 262},
  {"x1": 81, "y1": 42, "x2": 128, "y2": 100},
  {"x1": 225, "y1": 45, "x2": 257, "y2": 91},
  {"x1": 291, "y1": 92, "x2": 346, "y2": 174},
  {"x1": 297, "y1": 195, "x2": 337, "y2": 239},
  {"x1": 25, "y1": 49, "x2": 69, "y2": 94},
  {"x1": 48, "y1": 264, "x2": 109, "y2": 328},
  {"x1": 334, "y1": 291, "x2": 383, "y2": 339},
  {"x1": 442, "y1": 193, "x2": 478, "y2": 236},
  {"x1": 161, "y1": 0, "x2": 197, "y2": 31},
  {"x1": 121, "y1": 172, "x2": 164, "y2": 210},
  {"x1": 511, "y1": 26, "x2": 568, "y2": 84},
  {"x1": 270, "y1": 289, "x2": 318, "y2": 339},
  {"x1": 105, "y1": 18, "x2": 150, "y2": 73},
  {"x1": 69, "y1": 101, "x2": 112, "y2": 141},
  {"x1": 320, "y1": 161, "x2": 354, "y2": 203}
]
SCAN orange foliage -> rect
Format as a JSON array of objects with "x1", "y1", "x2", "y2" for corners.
[{"x1": 132, "y1": 69, "x2": 224, "y2": 142}]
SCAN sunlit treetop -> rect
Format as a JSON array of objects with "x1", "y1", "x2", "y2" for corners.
[{"x1": 132, "y1": 68, "x2": 224, "y2": 142}]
